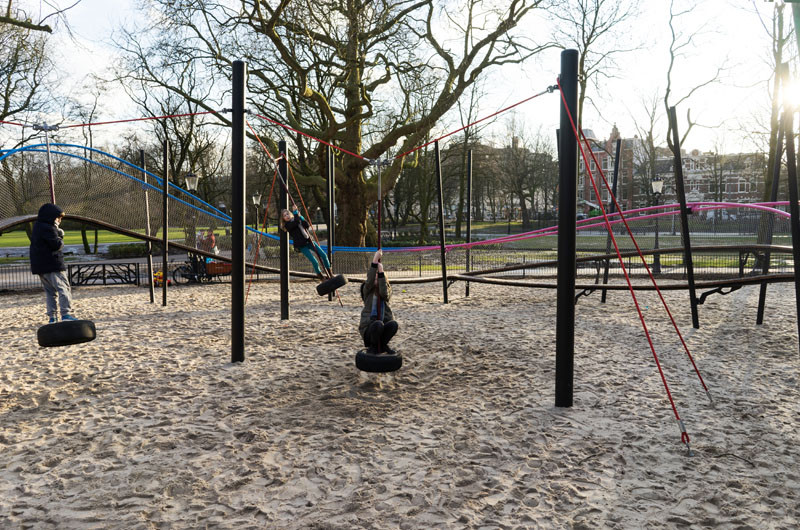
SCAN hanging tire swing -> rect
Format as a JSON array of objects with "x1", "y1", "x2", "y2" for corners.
[
  {"x1": 317, "y1": 274, "x2": 348, "y2": 296},
  {"x1": 37, "y1": 319, "x2": 97, "y2": 348},
  {"x1": 355, "y1": 349, "x2": 403, "y2": 373}
]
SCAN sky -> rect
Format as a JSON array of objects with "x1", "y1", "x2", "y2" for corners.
[{"x1": 36, "y1": 0, "x2": 792, "y2": 155}]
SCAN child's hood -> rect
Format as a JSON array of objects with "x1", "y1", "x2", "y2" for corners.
[{"x1": 37, "y1": 203, "x2": 64, "y2": 224}]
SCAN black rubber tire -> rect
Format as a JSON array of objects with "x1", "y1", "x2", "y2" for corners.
[
  {"x1": 355, "y1": 349, "x2": 403, "y2": 373},
  {"x1": 37, "y1": 320, "x2": 97, "y2": 348},
  {"x1": 316, "y1": 274, "x2": 348, "y2": 296}
]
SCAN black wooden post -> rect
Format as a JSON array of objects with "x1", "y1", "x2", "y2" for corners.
[
  {"x1": 279, "y1": 140, "x2": 290, "y2": 320},
  {"x1": 434, "y1": 141, "x2": 448, "y2": 303},
  {"x1": 231, "y1": 60, "x2": 247, "y2": 363},
  {"x1": 556, "y1": 49, "x2": 578, "y2": 408},
  {"x1": 161, "y1": 139, "x2": 169, "y2": 307},
  {"x1": 601, "y1": 138, "x2": 621, "y2": 303},
  {"x1": 757, "y1": 117, "x2": 784, "y2": 325},
  {"x1": 781, "y1": 109, "x2": 800, "y2": 355},
  {"x1": 327, "y1": 145, "x2": 335, "y2": 301},
  {"x1": 140, "y1": 149, "x2": 155, "y2": 304},
  {"x1": 669, "y1": 106, "x2": 699, "y2": 328},
  {"x1": 466, "y1": 149, "x2": 473, "y2": 297}
]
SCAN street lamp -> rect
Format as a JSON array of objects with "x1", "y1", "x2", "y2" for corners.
[
  {"x1": 185, "y1": 172, "x2": 200, "y2": 192},
  {"x1": 651, "y1": 176, "x2": 663, "y2": 274},
  {"x1": 251, "y1": 192, "x2": 262, "y2": 231}
]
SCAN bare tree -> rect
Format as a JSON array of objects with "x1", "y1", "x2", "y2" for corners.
[
  {"x1": 551, "y1": 0, "x2": 641, "y2": 208},
  {"x1": 114, "y1": 0, "x2": 552, "y2": 245},
  {"x1": 0, "y1": 0, "x2": 80, "y2": 33},
  {"x1": 663, "y1": 0, "x2": 725, "y2": 150}
]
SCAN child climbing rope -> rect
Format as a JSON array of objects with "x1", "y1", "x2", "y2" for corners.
[
  {"x1": 279, "y1": 207, "x2": 331, "y2": 281},
  {"x1": 359, "y1": 249, "x2": 398, "y2": 354}
]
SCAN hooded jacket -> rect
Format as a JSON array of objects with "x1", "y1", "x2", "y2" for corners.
[
  {"x1": 284, "y1": 211, "x2": 312, "y2": 250},
  {"x1": 30, "y1": 203, "x2": 66, "y2": 275},
  {"x1": 359, "y1": 263, "x2": 394, "y2": 339}
]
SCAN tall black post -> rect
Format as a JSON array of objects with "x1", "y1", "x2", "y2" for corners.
[
  {"x1": 601, "y1": 138, "x2": 621, "y2": 303},
  {"x1": 669, "y1": 106, "x2": 699, "y2": 328},
  {"x1": 556, "y1": 49, "x2": 578, "y2": 408},
  {"x1": 279, "y1": 140, "x2": 290, "y2": 320},
  {"x1": 781, "y1": 109, "x2": 800, "y2": 354},
  {"x1": 161, "y1": 140, "x2": 169, "y2": 307},
  {"x1": 231, "y1": 60, "x2": 247, "y2": 363},
  {"x1": 140, "y1": 149, "x2": 155, "y2": 304},
  {"x1": 434, "y1": 141, "x2": 449, "y2": 303},
  {"x1": 757, "y1": 117, "x2": 785, "y2": 324},
  {"x1": 327, "y1": 145, "x2": 335, "y2": 301},
  {"x1": 466, "y1": 149, "x2": 473, "y2": 297}
]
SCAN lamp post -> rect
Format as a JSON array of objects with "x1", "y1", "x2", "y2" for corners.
[
  {"x1": 184, "y1": 172, "x2": 200, "y2": 248},
  {"x1": 251, "y1": 192, "x2": 262, "y2": 231},
  {"x1": 651, "y1": 176, "x2": 663, "y2": 274}
]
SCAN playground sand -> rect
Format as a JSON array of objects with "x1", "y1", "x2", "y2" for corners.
[{"x1": 0, "y1": 280, "x2": 798, "y2": 529}]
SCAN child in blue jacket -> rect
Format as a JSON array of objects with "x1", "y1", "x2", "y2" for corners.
[{"x1": 279, "y1": 208, "x2": 331, "y2": 281}]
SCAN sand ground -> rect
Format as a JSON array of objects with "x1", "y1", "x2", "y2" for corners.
[{"x1": 0, "y1": 279, "x2": 798, "y2": 529}]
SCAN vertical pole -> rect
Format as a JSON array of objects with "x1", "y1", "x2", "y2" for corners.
[
  {"x1": 141, "y1": 149, "x2": 155, "y2": 304},
  {"x1": 279, "y1": 140, "x2": 290, "y2": 320},
  {"x1": 556, "y1": 48, "x2": 578, "y2": 408},
  {"x1": 43, "y1": 128, "x2": 56, "y2": 204},
  {"x1": 161, "y1": 140, "x2": 169, "y2": 307},
  {"x1": 669, "y1": 106, "x2": 699, "y2": 328},
  {"x1": 781, "y1": 109, "x2": 800, "y2": 355},
  {"x1": 757, "y1": 116, "x2": 785, "y2": 325},
  {"x1": 434, "y1": 141, "x2": 449, "y2": 304},
  {"x1": 327, "y1": 145, "x2": 335, "y2": 301},
  {"x1": 466, "y1": 149, "x2": 473, "y2": 297},
  {"x1": 601, "y1": 138, "x2": 621, "y2": 303},
  {"x1": 231, "y1": 60, "x2": 247, "y2": 363}
]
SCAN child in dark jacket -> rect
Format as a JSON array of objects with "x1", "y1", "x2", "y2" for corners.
[
  {"x1": 279, "y1": 208, "x2": 331, "y2": 281},
  {"x1": 30, "y1": 203, "x2": 77, "y2": 323},
  {"x1": 359, "y1": 250, "x2": 398, "y2": 354}
]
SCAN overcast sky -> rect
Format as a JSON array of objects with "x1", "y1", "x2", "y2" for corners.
[{"x1": 43, "y1": 0, "x2": 790, "y2": 155}]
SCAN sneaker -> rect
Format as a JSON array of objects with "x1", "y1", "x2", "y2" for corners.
[
  {"x1": 48, "y1": 317, "x2": 57, "y2": 324},
  {"x1": 62, "y1": 315, "x2": 78, "y2": 321}
]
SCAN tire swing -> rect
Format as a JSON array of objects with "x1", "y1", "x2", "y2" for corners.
[
  {"x1": 317, "y1": 273, "x2": 347, "y2": 296},
  {"x1": 354, "y1": 158, "x2": 401, "y2": 374},
  {"x1": 37, "y1": 319, "x2": 96, "y2": 348},
  {"x1": 355, "y1": 348, "x2": 403, "y2": 373}
]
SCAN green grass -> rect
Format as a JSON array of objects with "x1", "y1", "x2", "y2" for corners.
[{"x1": 0, "y1": 228, "x2": 195, "y2": 248}]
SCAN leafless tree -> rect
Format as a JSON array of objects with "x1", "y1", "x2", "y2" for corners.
[
  {"x1": 0, "y1": 0, "x2": 80, "y2": 33},
  {"x1": 552, "y1": 0, "x2": 641, "y2": 133},
  {"x1": 663, "y1": 0, "x2": 725, "y2": 150},
  {"x1": 114, "y1": 0, "x2": 552, "y2": 245}
]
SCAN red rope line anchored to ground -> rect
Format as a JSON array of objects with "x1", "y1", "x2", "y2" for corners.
[
  {"x1": 578, "y1": 128, "x2": 711, "y2": 401},
  {"x1": 558, "y1": 78, "x2": 693, "y2": 453}
]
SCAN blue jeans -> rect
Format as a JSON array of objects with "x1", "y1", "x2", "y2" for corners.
[
  {"x1": 40, "y1": 270, "x2": 73, "y2": 319},
  {"x1": 299, "y1": 242, "x2": 331, "y2": 275}
]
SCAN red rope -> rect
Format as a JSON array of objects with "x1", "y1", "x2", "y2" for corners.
[
  {"x1": 60, "y1": 111, "x2": 220, "y2": 129},
  {"x1": 252, "y1": 113, "x2": 366, "y2": 161},
  {"x1": 557, "y1": 78, "x2": 692, "y2": 448},
  {"x1": 578, "y1": 130, "x2": 710, "y2": 397},
  {"x1": 0, "y1": 120, "x2": 25, "y2": 126},
  {"x1": 394, "y1": 88, "x2": 555, "y2": 159}
]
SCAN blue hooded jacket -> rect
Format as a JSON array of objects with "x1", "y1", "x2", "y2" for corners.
[{"x1": 30, "y1": 203, "x2": 66, "y2": 275}]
